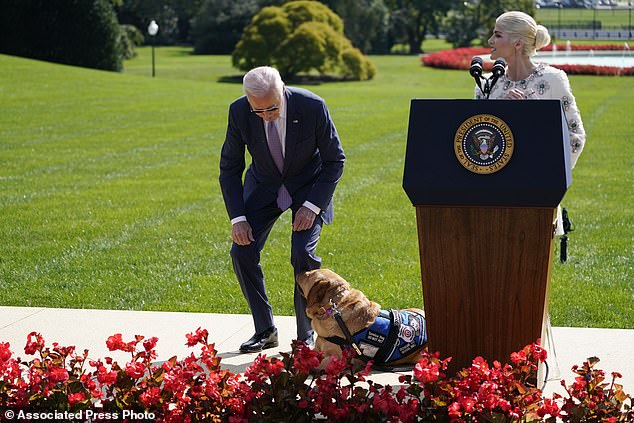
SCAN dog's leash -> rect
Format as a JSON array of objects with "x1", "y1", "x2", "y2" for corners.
[{"x1": 324, "y1": 300, "x2": 363, "y2": 356}]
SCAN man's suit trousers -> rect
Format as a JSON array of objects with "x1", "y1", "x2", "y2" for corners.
[{"x1": 230, "y1": 204, "x2": 322, "y2": 340}]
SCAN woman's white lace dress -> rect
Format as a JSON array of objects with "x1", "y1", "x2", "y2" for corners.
[{"x1": 475, "y1": 62, "x2": 587, "y2": 235}]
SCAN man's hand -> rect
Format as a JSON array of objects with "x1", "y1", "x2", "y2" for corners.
[
  {"x1": 292, "y1": 206, "x2": 317, "y2": 231},
  {"x1": 232, "y1": 221, "x2": 255, "y2": 245}
]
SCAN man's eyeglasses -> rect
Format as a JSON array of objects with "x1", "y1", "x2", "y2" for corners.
[{"x1": 250, "y1": 105, "x2": 280, "y2": 114}]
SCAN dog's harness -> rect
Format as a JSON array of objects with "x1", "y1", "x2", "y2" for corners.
[
  {"x1": 320, "y1": 300, "x2": 364, "y2": 356},
  {"x1": 323, "y1": 303, "x2": 427, "y2": 366}
]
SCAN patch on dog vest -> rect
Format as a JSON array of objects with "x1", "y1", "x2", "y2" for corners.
[{"x1": 353, "y1": 309, "x2": 427, "y2": 364}]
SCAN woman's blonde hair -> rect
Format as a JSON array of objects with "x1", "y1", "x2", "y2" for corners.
[{"x1": 496, "y1": 11, "x2": 551, "y2": 57}]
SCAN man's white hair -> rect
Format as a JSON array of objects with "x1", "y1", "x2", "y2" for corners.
[{"x1": 243, "y1": 66, "x2": 284, "y2": 98}]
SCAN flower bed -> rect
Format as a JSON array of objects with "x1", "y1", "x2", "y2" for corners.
[
  {"x1": 421, "y1": 46, "x2": 634, "y2": 76},
  {"x1": 1, "y1": 330, "x2": 633, "y2": 422}
]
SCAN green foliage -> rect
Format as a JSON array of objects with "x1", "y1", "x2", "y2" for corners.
[
  {"x1": 232, "y1": 6, "x2": 291, "y2": 72},
  {"x1": 232, "y1": 0, "x2": 375, "y2": 80},
  {"x1": 115, "y1": 0, "x2": 205, "y2": 45},
  {"x1": 190, "y1": 0, "x2": 262, "y2": 54},
  {"x1": 283, "y1": 0, "x2": 344, "y2": 33},
  {"x1": 477, "y1": 0, "x2": 536, "y2": 46},
  {"x1": 4, "y1": 335, "x2": 632, "y2": 421},
  {"x1": 119, "y1": 24, "x2": 144, "y2": 59},
  {"x1": 322, "y1": 0, "x2": 390, "y2": 54},
  {"x1": 444, "y1": 0, "x2": 537, "y2": 48},
  {"x1": 386, "y1": 0, "x2": 461, "y2": 54},
  {"x1": 0, "y1": 0, "x2": 123, "y2": 71},
  {"x1": 444, "y1": 7, "x2": 481, "y2": 48},
  {"x1": 277, "y1": 22, "x2": 344, "y2": 76},
  {"x1": 342, "y1": 47, "x2": 377, "y2": 80}
]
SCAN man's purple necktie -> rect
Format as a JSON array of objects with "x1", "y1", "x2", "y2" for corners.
[{"x1": 267, "y1": 121, "x2": 292, "y2": 211}]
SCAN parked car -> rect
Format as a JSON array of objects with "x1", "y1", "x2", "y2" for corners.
[
  {"x1": 536, "y1": 0, "x2": 559, "y2": 8},
  {"x1": 535, "y1": 0, "x2": 612, "y2": 7}
]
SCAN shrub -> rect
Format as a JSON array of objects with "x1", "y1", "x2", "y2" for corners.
[
  {"x1": 342, "y1": 47, "x2": 377, "y2": 81},
  {"x1": 232, "y1": 0, "x2": 375, "y2": 81},
  {"x1": 119, "y1": 24, "x2": 144, "y2": 60},
  {"x1": 283, "y1": 0, "x2": 344, "y2": 34},
  {"x1": 421, "y1": 46, "x2": 634, "y2": 76},
  {"x1": 232, "y1": 6, "x2": 292, "y2": 72},
  {"x1": 1, "y1": 331, "x2": 632, "y2": 422},
  {"x1": 0, "y1": 0, "x2": 123, "y2": 71},
  {"x1": 276, "y1": 22, "x2": 345, "y2": 77}
]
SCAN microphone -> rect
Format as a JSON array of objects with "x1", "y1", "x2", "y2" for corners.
[
  {"x1": 469, "y1": 56, "x2": 484, "y2": 95},
  {"x1": 469, "y1": 56, "x2": 483, "y2": 79},
  {"x1": 488, "y1": 58, "x2": 506, "y2": 94}
]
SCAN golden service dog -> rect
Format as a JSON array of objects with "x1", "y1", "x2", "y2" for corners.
[{"x1": 297, "y1": 268, "x2": 427, "y2": 368}]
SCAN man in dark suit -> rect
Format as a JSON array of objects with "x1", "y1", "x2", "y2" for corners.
[{"x1": 219, "y1": 66, "x2": 345, "y2": 353}]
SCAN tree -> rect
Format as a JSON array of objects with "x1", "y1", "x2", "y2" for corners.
[
  {"x1": 118, "y1": 0, "x2": 388, "y2": 53},
  {"x1": 0, "y1": 0, "x2": 123, "y2": 71},
  {"x1": 320, "y1": 0, "x2": 390, "y2": 53},
  {"x1": 116, "y1": 0, "x2": 205, "y2": 45},
  {"x1": 191, "y1": 0, "x2": 262, "y2": 54},
  {"x1": 444, "y1": 0, "x2": 536, "y2": 48},
  {"x1": 385, "y1": 0, "x2": 461, "y2": 54},
  {"x1": 232, "y1": 1, "x2": 375, "y2": 80},
  {"x1": 120, "y1": 24, "x2": 144, "y2": 59},
  {"x1": 477, "y1": 0, "x2": 535, "y2": 45},
  {"x1": 116, "y1": 0, "x2": 177, "y2": 45},
  {"x1": 444, "y1": 1, "x2": 484, "y2": 48}
]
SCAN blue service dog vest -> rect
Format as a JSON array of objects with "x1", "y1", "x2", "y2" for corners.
[{"x1": 325, "y1": 309, "x2": 427, "y2": 364}]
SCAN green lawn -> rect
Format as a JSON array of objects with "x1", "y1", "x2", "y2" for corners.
[
  {"x1": 536, "y1": 7, "x2": 633, "y2": 29},
  {"x1": 0, "y1": 48, "x2": 632, "y2": 328}
]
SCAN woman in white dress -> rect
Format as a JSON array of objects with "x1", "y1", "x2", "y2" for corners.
[
  {"x1": 476, "y1": 11, "x2": 587, "y2": 381},
  {"x1": 476, "y1": 10, "x2": 587, "y2": 236}
]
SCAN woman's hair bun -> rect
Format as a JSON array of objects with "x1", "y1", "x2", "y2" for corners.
[{"x1": 535, "y1": 24, "x2": 551, "y2": 50}]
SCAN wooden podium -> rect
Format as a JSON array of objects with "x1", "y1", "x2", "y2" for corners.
[{"x1": 403, "y1": 99, "x2": 572, "y2": 372}]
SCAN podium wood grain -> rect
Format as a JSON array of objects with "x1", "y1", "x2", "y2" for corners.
[{"x1": 416, "y1": 206, "x2": 555, "y2": 372}]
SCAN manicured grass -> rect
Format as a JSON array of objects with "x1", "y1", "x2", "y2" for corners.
[
  {"x1": 421, "y1": 38, "x2": 453, "y2": 53},
  {"x1": 0, "y1": 48, "x2": 632, "y2": 328},
  {"x1": 536, "y1": 7, "x2": 633, "y2": 28}
]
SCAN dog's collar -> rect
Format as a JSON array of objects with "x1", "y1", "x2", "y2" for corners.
[
  {"x1": 318, "y1": 298, "x2": 363, "y2": 356},
  {"x1": 317, "y1": 299, "x2": 336, "y2": 320},
  {"x1": 315, "y1": 289, "x2": 348, "y2": 320}
]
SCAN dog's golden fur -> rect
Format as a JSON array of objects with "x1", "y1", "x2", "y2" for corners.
[{"x1": 297, "y1": 268, "x2": 425, "y2": 366}]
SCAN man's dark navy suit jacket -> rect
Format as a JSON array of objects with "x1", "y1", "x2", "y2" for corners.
[{"x1": 219, "y1": 87, "x2": 345, "y2": 224}]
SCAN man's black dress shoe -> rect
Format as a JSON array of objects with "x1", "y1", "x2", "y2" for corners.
[
  {"x1": 240, "y1": 327, "x2": 279, "y2": 353},
  {"x1": 300, "y1": 332, "x2": 315, "y2": 349}
]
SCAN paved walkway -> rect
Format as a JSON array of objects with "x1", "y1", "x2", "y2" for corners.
[{"x1": 1, "y1": 306, "x2": 633, "y2": 397}]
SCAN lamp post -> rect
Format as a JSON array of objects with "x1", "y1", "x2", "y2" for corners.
[{"x1": 148, "y1": 20, "x2": 159, "y2": 77}]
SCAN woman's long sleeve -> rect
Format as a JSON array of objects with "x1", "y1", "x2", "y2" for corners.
[{"x1": 550, "y1": 70, "x2": 586, "y2": 168}]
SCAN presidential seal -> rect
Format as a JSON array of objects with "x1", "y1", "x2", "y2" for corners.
[{"x1": 454, "y1": 114, "x2": 514, "y2": 174}]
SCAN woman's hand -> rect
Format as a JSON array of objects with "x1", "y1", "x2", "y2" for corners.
[{"x1": 504, "y1": 88, "x2": 528, "y2": 100}]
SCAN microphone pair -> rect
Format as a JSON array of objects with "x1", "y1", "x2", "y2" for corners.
[{"x1": 470, "y1": 56, "x2": 506, "y2": 99}]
